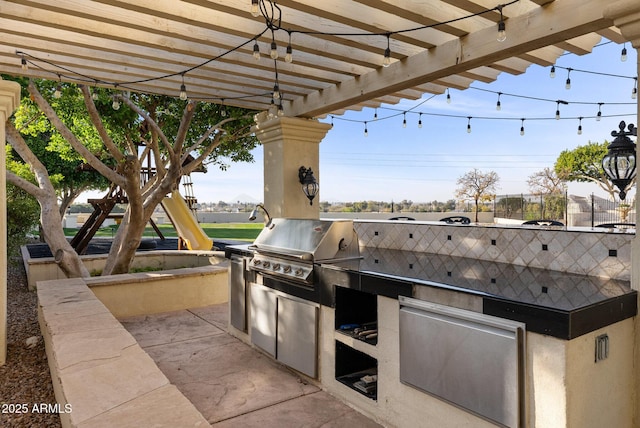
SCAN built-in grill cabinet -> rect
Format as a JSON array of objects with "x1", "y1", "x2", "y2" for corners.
[{"x1": 245, "y1": 218, "x2": 360, "y2": 379}]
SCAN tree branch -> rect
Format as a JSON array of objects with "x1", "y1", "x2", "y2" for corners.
[
  {"x1": 79, "y1": 85, "x2": 124, "y2": 162},
  {"x1": 119, "y1": 94, "x2": 174, "y2": 157},
  {"x1": 27, "y1": 80, "x2": 124, "y2": 187}
]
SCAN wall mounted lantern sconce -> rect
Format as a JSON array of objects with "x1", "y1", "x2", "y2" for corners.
[
  {"x1": 298, "y1": 166, "x2": 319, "y2": 205},
  {"x1": 602, "y1": 121, "x2": 637, "y2": 200}
]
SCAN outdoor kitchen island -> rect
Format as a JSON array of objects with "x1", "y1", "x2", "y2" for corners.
[{"x1": 226, "y1": 220, "x2": 637, "y2": 428}]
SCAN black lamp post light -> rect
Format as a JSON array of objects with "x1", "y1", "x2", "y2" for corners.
[
  {"x1": 602, "y1": 121, "x2": 637, "y2": 200},
  {"x1": 298, "y1": 166, "x2": 319, "y2": 205}
]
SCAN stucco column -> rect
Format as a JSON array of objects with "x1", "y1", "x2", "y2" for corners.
[
  {"x1": 252, "y1": 112, "x2": 332, "y2": 219},
  {"x1": 0, "y1": 77, "x2": 22, "y2": 366},
  {"x1": 604, "y1": 0, "x2": 640, "y2": 423}
]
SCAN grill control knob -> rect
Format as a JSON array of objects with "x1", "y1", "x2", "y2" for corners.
[
  {"x1": 283, "y1": 265, "x2": 292, "y2": 273},
  {"x1": 262, "y1": 261, "x2": 270, "y2": 268},
  {"x1": 272, "y1": 263, "x2": 281, "y2": 271},
  {"x1": 253, "y1": 259, "x2": 261, "y2": 265},
  {"x1": 294, "y1": 268, "x2": 304, "y2": 276}
]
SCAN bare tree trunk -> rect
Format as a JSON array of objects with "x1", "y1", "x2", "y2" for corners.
[
  {"x1": 6, "y1": 122, "x2": 90, "y2": 278},
  {"x1": 40, "y1": 198, "x2": 90, "y2": 278}
]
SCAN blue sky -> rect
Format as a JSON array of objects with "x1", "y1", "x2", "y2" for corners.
[{"x1": 85, "y1": 40, "x2": 639, "y2": 205}]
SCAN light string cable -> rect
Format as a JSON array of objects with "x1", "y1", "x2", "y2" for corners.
[{"x1": 15, "y1": 0, "x2": 519, "y2": 101}]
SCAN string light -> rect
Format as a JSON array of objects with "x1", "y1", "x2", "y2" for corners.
[
  {"x1": 555, "y1": 100, "x2": 562, "y2": 119},
  {"x1": 253, "y1": 40, "x2": 261, "y2": 60},
  {"x1": 577, "y1": 117, "x2": 583, "y2": 135},
  {"x1": 250, "y1": 0, "x2": 260, "y2": 17},
  {"x1": 402, "y1": 112, "x2": 407, "y2": 128},
  {"x1": 112, "y1": 94, "x2": 120, "y2": 110},
  {"x1": 550, "y1": 65, "x2": 556, "y2": 78},
  {"x1": 364, "y1": 121, "x2": 368, "y2": 137},
  {"x1": 54, "y1": 75, "x2": 62, "y2": 99},
  {"x1": 92, "y1": 89, "x2": 99, "y2": 100},
  {"x1": 565, "y1": 68, "x2": 572, "y2": 90},
  {"x1": 621, "y1": 44, "x2": 627, "y2": 62},
  {"x1": 466, "y1": 116, "x2": 472, "y2": 133},
  {"x1": 496, "y1": 5, "x2": 506, "y2": 42},
  {"x1": 496, "y1": 92, "x2": 502, "y2": 111},
  {"x1": 596, "y1": 103, "x2": 603, "y2": 121},
  {"x1": 446, "y1": 88, "x2": 451, "y2": 104},
  {"x1": 273, "y1": 83, "x2": 280, "y2": 99},
  {"x1": 21, "y1": 56, "x2": 28, "y2": 71},
  {"x1": 632, "y1": 78, "x2": 637, "y2": 100},
  {"x1": 270, "y1": 38, "x2": 278, "y2": 60},
  {"x1": 374, "y1": 108, "x2": 378, "y2": 120},
  {"x1": 382, "y1": 34, "x2": 391, "y2": 67},
  {"x1": 285, "y1": 31, "x2": 293, "y2": 63},
  {"x1": 220, "y1": 99, "x2": 227, "y2": 117},
  {"x1": 179, "y1": 73, "x2": 187, "y2": 101},
  {"x1": 520, "y1": 118, "x2": 525, "y2": 136},
  {"x1": 418, "y1": 113, "x2": 422, "y2": 128}
]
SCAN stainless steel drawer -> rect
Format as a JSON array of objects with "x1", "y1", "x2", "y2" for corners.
[{"x1": 399, "y1": 296, "x2": 525, "y2": 428}]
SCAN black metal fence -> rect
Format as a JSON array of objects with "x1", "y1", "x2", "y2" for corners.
[{"x1": 494, "y1": 193, "x2": 636, "y2": 227}]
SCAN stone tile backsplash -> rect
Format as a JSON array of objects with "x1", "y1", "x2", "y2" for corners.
[{"x1": 354, "y1": 221, "x2": 632, "y2": 280}]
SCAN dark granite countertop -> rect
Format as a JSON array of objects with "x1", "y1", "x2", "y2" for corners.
[
  {"x1": 319, "y1": 247, "x2": 637, "y2": 339},
  {"x1": 227, "y1": 244, "x2": 637, "y2": 339}
]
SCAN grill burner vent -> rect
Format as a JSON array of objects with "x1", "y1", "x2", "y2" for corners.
[{"x1": 248, "y1": 218, "x2": 359, "y2": 284}]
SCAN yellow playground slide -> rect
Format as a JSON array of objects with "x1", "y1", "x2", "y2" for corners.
[{"x1": 161, "y1": 192, "x2": 213, "y2": 251}]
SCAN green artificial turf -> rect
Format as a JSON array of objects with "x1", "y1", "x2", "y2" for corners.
[{"x1": 64, "y1": 222, "x2": 264, "y2": 242}]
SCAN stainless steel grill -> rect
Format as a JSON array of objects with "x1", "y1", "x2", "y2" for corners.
[{"x1": 248, "y1": 218, "x2": 360, "y2": 285}]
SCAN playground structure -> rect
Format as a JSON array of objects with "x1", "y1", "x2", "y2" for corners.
[{"x1": 70, "y1": 153, "x2": 212, "y2": 254}]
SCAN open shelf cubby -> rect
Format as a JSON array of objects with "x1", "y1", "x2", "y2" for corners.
[
  {"x1": 335, "y1": 341, "x2": 378, "y2": 400},
  {"x1": 334, "y1": 286, "x2": 378, "y2": 345}
]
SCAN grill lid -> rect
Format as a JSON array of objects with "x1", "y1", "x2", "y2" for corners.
[{"x1": 250, "y1": 218, "x2": 359, "y2": 261}]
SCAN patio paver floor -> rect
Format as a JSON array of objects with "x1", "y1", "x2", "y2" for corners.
[{"x1": 120, "y1": 304, "x2": 382, "y2": 428}]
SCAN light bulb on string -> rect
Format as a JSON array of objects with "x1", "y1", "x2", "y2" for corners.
[
  {"x1": 277, "y1": 101, "x2": 284, "y2": 116},
  {"x1": 577, "y1": 117, "x2": 583, "y2": 135},
  {"x1": 418, "y1": 113, "x2": 422, "y2": 129},
  {"x1": 179, "y1": 73, "x2": 187, "y2": 101},
  {"x1": 549, "y1": 65, "x2": 556, "y2": 79},
  {"x1": 520, "y1": 119, "x2": 525, "y2": 136},
  {"x1": 496, "y1": 6, "x2": 506, "y2": 42},
  {"x1": 330, "y1": 116, "x2": 334, "y2": 128},
  {"x1": 270, "y1": 40, "x2": 278, "y2": 60},
  {"x1": 632, "y1": 78, "x2": 637, "y2": 100},
  {"x1": 112, "y1": 95, "x2": 120, "y2": 110},
  {"x1": 20, "y1": 56, "x2": 28, "y2": 71},
  {"x1": 250, "y1": 0, "x2": 260, "y2": 17},
  {"x1": 446, "y1": 88, "x2": 451, "y2": 104},
  {"x1": 374, "y1": 108, "x2": 378, "y2": 120},
  {"x1": 596, "y1": 104, "x2": 603, "y2": 121},
  {"x1": 496, "y1": 92, "x2": 502, "y2": 111},
  {"x1": 466, "y1": 117, "x2": 472, "y2": 133},
  {"x1": 555, "y1": 100, "x2": 567, "y2": 120},
  {"x1": 285, "y1": 32, "x2": 293, "y2": 63},
  {"x1": 273, "y1": 83, "x2": 280, "y2": 100},
  {"x1": 253, "y1": 41, "x2": 260, "y2": 60},
  {"x1": 565, "y1": 68, "x2": 572, "y2": 90},
  {"x1": 621, "y1": 44, "x2": 628, "y2": 62},
  {"x1": 54, "y1": 75, "x2": 62, "y2": 99},
  {"x1": 382, "y1": 34, "x2": 391, "y2": 67},
  {"x1": 402, "y1": 112, "x2": 407, "y2": 128},
  {"x1": 92, "y1": 89, "x2": 99, "y2": 100},
  {"x1": 364, "y1": 121, "x2": 368, "y2": 137},
  {"x1": 220, "y1": 99, "x2": 227, "y2": 117}
]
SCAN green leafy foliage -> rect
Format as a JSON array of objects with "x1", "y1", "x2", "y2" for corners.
[{"x1": 554, "y1": 141, "x2": 608, "y2": 183}]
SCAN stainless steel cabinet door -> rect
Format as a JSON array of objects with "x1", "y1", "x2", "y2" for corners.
[
  {"x1": 229, "y1": 255, "x2": 247, "y2": 332},
  {"x1": 250, "y1": 283, "x2": 277, "y2": 356},
  {"x1": 277, "y1": 295, "x2": 318, "y2": 378}
]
